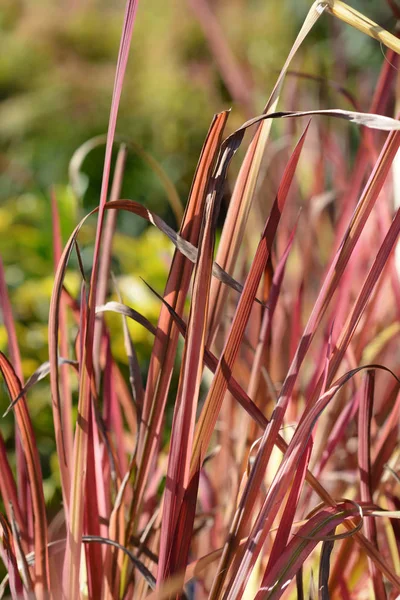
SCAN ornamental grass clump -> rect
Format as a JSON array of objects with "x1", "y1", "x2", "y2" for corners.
[{"x1": 1, "y1": 1, "x2": 400, "y2": 598}]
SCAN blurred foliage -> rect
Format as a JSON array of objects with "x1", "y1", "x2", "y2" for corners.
[{"x1": 0, "y1": 0, "x2": 396, "y2": 498}]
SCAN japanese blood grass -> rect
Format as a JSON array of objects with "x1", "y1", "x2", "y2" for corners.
[{"x1": 2, "y1": 1, "x2": 400, "y2": 599}]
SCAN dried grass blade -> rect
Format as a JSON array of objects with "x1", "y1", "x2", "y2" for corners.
[{"x1": 326, "y1": 0, "x2": 400, "y2": 54}]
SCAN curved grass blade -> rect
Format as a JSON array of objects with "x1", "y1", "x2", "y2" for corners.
[
  {"x1": 69, "y1": 135, "x2": 183, "y2": 224},
  {"x1": 207, "y1": 0, "x2": 327, "y2": 343},
  {"x1": 51, "y1": 190, "x2": 74, "y2": 516},
  {"x1": 0, "y1": 353, "x2": 49, "y2": 599},
  {"x1": 254, "y1": 501, "x2": 364, "y2": 600},
  {"x1": 318, "y1": 534, "x2": 335, "y2": 600},
  {"x1": 0, "y1": 259, "x2": 32, "y2": 545},
  {"x1": 3, "y1": 358, "x2": 78, "y2": 417},
  {"x1": 262, "y1": 440, "x2": 313, "y2": 581}
]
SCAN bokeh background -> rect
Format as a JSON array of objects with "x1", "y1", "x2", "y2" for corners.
[{"x1": 0, "y1": 0, "x2": 396, "y2": 500}]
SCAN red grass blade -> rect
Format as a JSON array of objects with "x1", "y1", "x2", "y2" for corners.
[
  {"x1": 60, "y1": 2, "x2": 139, "y2": 596},
  {"x1": 224, "y1": 366, "x2": 400, "y2": 598},
  {"x1": 51, "y1": 191, "x2": 74, "y2": 502},
  {"x1": 190, "y1": 124, "x2": 309, "y2": 484},
  {"x1": 255, "y1": 501, "x2": 363, "y2": 600},
  {"x1": 126, "y1": 111, "x2": 229, "y2": 555},
  {"x1": 0, "y1": 353, "x2": 49, "y2": 598},
  {"x1": 0, "y1": 258, "x2": 32, "y2": 543},
  {"x1": 214, "y1": 125, "x2": 400, "y2": 597},
  {"x1": 157, "y1": 169, "x2": 221, "y2": 585},
  {"x1": 0, "y1": 514, "x2": 24, "y2": 599},
  {"x1": 93, "y1": 143, "x2": 128, "y2": 388},
  {"x1": 262, "y1": 440, "x2": 313, "y2": 581},
  {"x1": 358, "y1": 371, "x2": 386, "y2": 599}
]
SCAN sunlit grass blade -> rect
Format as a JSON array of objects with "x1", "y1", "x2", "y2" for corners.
[
  {"x1": 238, "y1": 221, "x2": 298, "y2": 466},
  {"x1": 4, "y1": 358, "x2": 78, "y2": 418},
  {"x1": 317, "y1": 206, "x2": 400, "y2": 400},
  {"x1": 83, "y1": 403, "x2": 104, "y2": 600},
  {"x1": 326, "y1": 0, "x2": 400, "y2": 54}
]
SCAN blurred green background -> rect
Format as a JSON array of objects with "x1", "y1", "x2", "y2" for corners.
[{"x1": 0, "y1": 0, "x2": 395, "y2": 498}]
